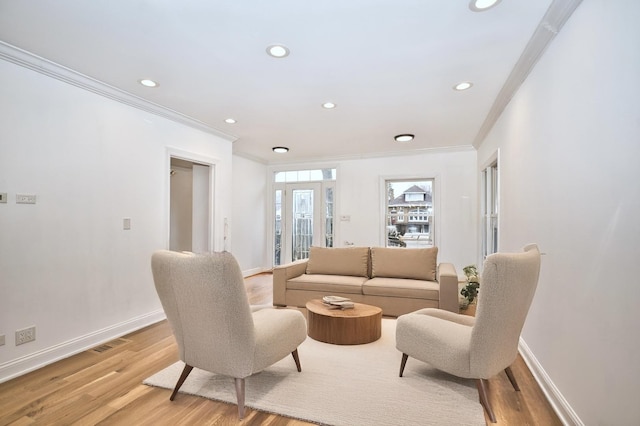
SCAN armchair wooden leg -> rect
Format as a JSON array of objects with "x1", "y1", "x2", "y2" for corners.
[
  {"x1": 170, "y1": 364, "x2": 193, "y2": 401},
  {"x1": 399, "y1": 353, "x2": 409, "y2": 377},
  {"x1": 476, "y1": 379, "x2": 497, "y2": 423},
  {"x1": 291, "y1": 349, "x2": 302, "y2": 372},
  {"x1": 504, "y1": 366, "x2": 520, "y2": 391},
  {"x1": 235, "y1": 378, "x2": 246, "y2": 420}
]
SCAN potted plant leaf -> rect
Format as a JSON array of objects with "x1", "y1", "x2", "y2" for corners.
[{"x1": 460, "y1": 264, "x2": 480, "y2": 309}]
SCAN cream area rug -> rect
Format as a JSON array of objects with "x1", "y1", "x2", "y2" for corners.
[{"x1": 143, "y1": 319, "x2": 485, "y2": 425}]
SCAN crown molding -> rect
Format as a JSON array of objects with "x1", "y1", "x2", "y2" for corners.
[
  {"x1": 472, "y1": 0, "x2": 583, "y2": 148},
  {"x1": 232, "y1": 149, "x2": 269, "y2": 165},
  {"x1": 260, "y1": 144, "x2": 476, "y2": 166},
  {"x1": 0, "y1": 41, "x2": 238, "y2": 143}
]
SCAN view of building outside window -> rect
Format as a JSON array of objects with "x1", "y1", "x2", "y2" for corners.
[{"x1": 386, "y1": 179, "x2": 434, "y2": 248}]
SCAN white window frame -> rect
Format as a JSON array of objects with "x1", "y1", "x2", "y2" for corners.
[
  {"x1": 381, "y1": 176, "x2": 437, "y2": 248},
  {"x1": 481, "y1": 153, "x2": 499, "y2": 260}
]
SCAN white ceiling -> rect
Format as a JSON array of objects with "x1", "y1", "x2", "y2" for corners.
[{"x1": 0, "y1": 0, "x2": 560, "y2": 164}]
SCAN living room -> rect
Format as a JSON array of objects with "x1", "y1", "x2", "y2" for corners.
[{"x1": 0, "y1": 1, "x2": 638, "y2": 425}]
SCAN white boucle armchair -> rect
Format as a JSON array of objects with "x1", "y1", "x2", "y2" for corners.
[
  {"x1": 395, "y1": 244, "x2": 541, "y2": 422},
  {"x1": 151, "y1": 250, "x2": 307, "y2": 419}
]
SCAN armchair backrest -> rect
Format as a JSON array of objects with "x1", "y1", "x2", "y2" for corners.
[
  {"x1": 151, "y1": 250, "x2": 256, "y2": 378},
  {"x1": 470, "y1": 244, "x2": 541, "y2": 378}
]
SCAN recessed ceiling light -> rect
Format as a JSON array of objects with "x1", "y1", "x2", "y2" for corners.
[
  {"x1": 322, "y1": 102, "x2": 336, "y2": 109},
  {"x1": 454, "y1": 81, "x2": 473, "y2": 91},
  {"x1": 139, "y1": 79, "x2": 159, "y2": 88},
  {"x1": 224, "y1": 118, "x2": 237, "y2": 124},
  {"x1": 272, "y1": 146, "x2": 289, "y2": 153},
  {"x1": 394, "y1": 134, "x2": 415, "y2": 143},
  {"x1": 266, "y1": 44, "x2": 290, "y2": 58},
  {"x1": 469, "y1": 0, "x2": 502, "y2": 12}
]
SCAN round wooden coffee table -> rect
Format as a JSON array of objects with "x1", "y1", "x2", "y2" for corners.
[{"x1": 305, "y1": 299, "x2": 382, "y2": 345}]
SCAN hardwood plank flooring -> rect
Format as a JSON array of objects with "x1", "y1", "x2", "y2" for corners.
[{"x1": 0, "y1": 273, "x2": 561, "y2": 425}]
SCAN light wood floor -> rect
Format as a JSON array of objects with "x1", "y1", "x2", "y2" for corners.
[{"x1": 0, "y1": 273, "x2": 562, "y2": 425}]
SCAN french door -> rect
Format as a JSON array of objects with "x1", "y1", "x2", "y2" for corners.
[{"x1": 275, "y1": 182, "x2": 330, "y2": 265}]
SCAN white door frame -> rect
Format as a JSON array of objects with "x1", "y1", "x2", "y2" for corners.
[
  {"x1": 282, "y1": 182, "x2": 322, "y2": 263},
  {"x1": 166, "y1": 147, "x2": 218, "y2": 252}
]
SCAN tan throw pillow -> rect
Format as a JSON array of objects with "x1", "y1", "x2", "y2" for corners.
[
  {"x1": 371, "y1": 247, "x2": 438, "y2": 281},
  {"x1": 306, "y1": 246, "x2": 370, "y2": 277}
]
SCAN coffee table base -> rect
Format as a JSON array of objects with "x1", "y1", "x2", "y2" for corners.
[{"x1": 306, "y1": 299, "x2": 382, "y2": 345}]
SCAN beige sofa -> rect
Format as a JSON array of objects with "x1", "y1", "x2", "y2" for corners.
[{"x1": 273, "y1": 246, "x2": 459, "y2": 317}]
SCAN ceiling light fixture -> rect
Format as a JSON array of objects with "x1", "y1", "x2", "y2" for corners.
[
  {"x1": 138, "y1": 79, "x2": 159, "y2": 88},
  {"x1": 469, "y1": 0, "x2": 502, "y2": 12},
  {"x1": 266, "y1": 44, "x2": 290, "y2": 58},
  {"x1": 224, "y1": 118, "x2": 237, "y2": 124},
  {"x1": 272, "y1": 146, "x2": 289, "y2": 153},
  {"x1": 322, "y1": 102, "x2": 336, "y2": 109},
  {"x1": 454, "y1": 81, "x2": 473, "y2": 91},
  {"x1": 394, "y1": 134, "x2": 415, "y2": 143}
]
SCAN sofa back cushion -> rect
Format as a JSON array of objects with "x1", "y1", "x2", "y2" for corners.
[
  {"x1": 371, "y1": 247, "x2": 438, "y2": 281},
  {"x1": 306, "y1": 246, "x2": 370, "y2": 277}
]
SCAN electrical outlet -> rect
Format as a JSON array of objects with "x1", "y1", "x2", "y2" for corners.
[
  {"x1": 15, "y1": 326, "x2": 36, "y2": 345},
  {"x1": 0, "y1": 193, "x2": 7, "y2": 204},
  {"x1": 0, "y1": 334, "x2": 5, "y2": 346}
]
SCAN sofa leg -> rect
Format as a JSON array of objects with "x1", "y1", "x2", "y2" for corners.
[{"x1": 399, "y1": 353, "x2": 409, "y2": 377}]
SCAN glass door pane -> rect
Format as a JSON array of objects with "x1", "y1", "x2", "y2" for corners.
[
  {"x1": 325, "y1": 186, "x2": 334, "y2": 248},
  {"x1": 274, "y1": 189, "x2": 283, "y2": 265},
  {"x1": 282, "y1": 183, "x2": 322, "y2": 263},
  {"x1": 292, "y1": 188, "x2": 314, "y2": 261}
]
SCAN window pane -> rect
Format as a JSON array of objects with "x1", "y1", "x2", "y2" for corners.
[
  {"x1": 298, "y1": 170, "x2": 311, "y2": 181},
  {"x1": 274, "y1": 189, "x2": 282, "y2": 265},
  {"x1": 482, "y1": 162, "x2": 498, "y2": 258},
  {"x1": 309, "y1": 170, "x2": 323, "y2": 181},
  {"x1": 385, "y1": 179, "x2": 434, "y2": 248},
  {"x1": 292, "y1": 189, "x2": 313, "y2": 261},
  {"x1": 273, "y1": 168, "x2": 336, "y2": 183},
  {"x1": 325, "y1": 187, "x2": 334, "y2": 247}
]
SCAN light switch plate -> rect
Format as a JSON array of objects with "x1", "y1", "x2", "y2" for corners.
[
  {"x1": 0, "y1": 193, "x2": 6, "y2": 203},
  {"x1": 16, "y1": 194, "x2": 36, "y2": 204}
]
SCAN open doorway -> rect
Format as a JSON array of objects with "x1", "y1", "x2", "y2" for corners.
[{"x1": 169, "y1": 157, "x2": 212, "y2": 253}]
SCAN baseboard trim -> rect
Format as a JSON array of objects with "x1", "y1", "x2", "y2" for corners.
[
  {"x1": 0, "y1": 309, "x2": 166, "y2": 384},
  {"x1": 519, "y1": 338, "x2": 584, "y2": 426},
  {"x1": 243, "y1": 267, "x2": 270, "y2": 278}
]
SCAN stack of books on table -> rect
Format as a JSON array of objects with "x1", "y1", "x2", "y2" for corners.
[{"x1": 322, "y1": 295, "x2": 354, "y2": 310}]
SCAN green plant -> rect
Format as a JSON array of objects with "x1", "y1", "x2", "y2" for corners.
[{"x1": 460, "y1": 264, "x2": 480, "y2": 305}]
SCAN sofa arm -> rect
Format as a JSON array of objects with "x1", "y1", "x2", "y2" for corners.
[
  {"x1": 272, "y1": 259, "x2": 308, "y2": 306},
  {"x1": 437, "y1": 262, "x2": 459, "y2": 313}
]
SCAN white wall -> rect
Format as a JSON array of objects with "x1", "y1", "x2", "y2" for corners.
[
  {"x1": 232, "y1": 155, "x2": 268, "y2": 276},
  {"x1": 0, "y1": 58, "x2": 233, "y2": 381},
  {"x1": 336, "y1": 150, "x2": 477, "y2": 269},
  {"x1": 265, "y1": 149, "x2": 478, "y2": 273},
  {"x1": 477, "y1": 1, "x2": 640, "y2": 424}
]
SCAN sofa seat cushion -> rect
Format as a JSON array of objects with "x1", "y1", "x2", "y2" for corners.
[
  {"x1": 306, "y1": 246, "x2": 370, "y2": 277},
  {"x1": 363, "y1": 277, "x2": 439, "y2": 300},
  {"x1": 371, "y1": 247, "x2": 438, "y2": 281},
  {"x1": 287, "y1": 274, "x2": 366, "y2": 295}
]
